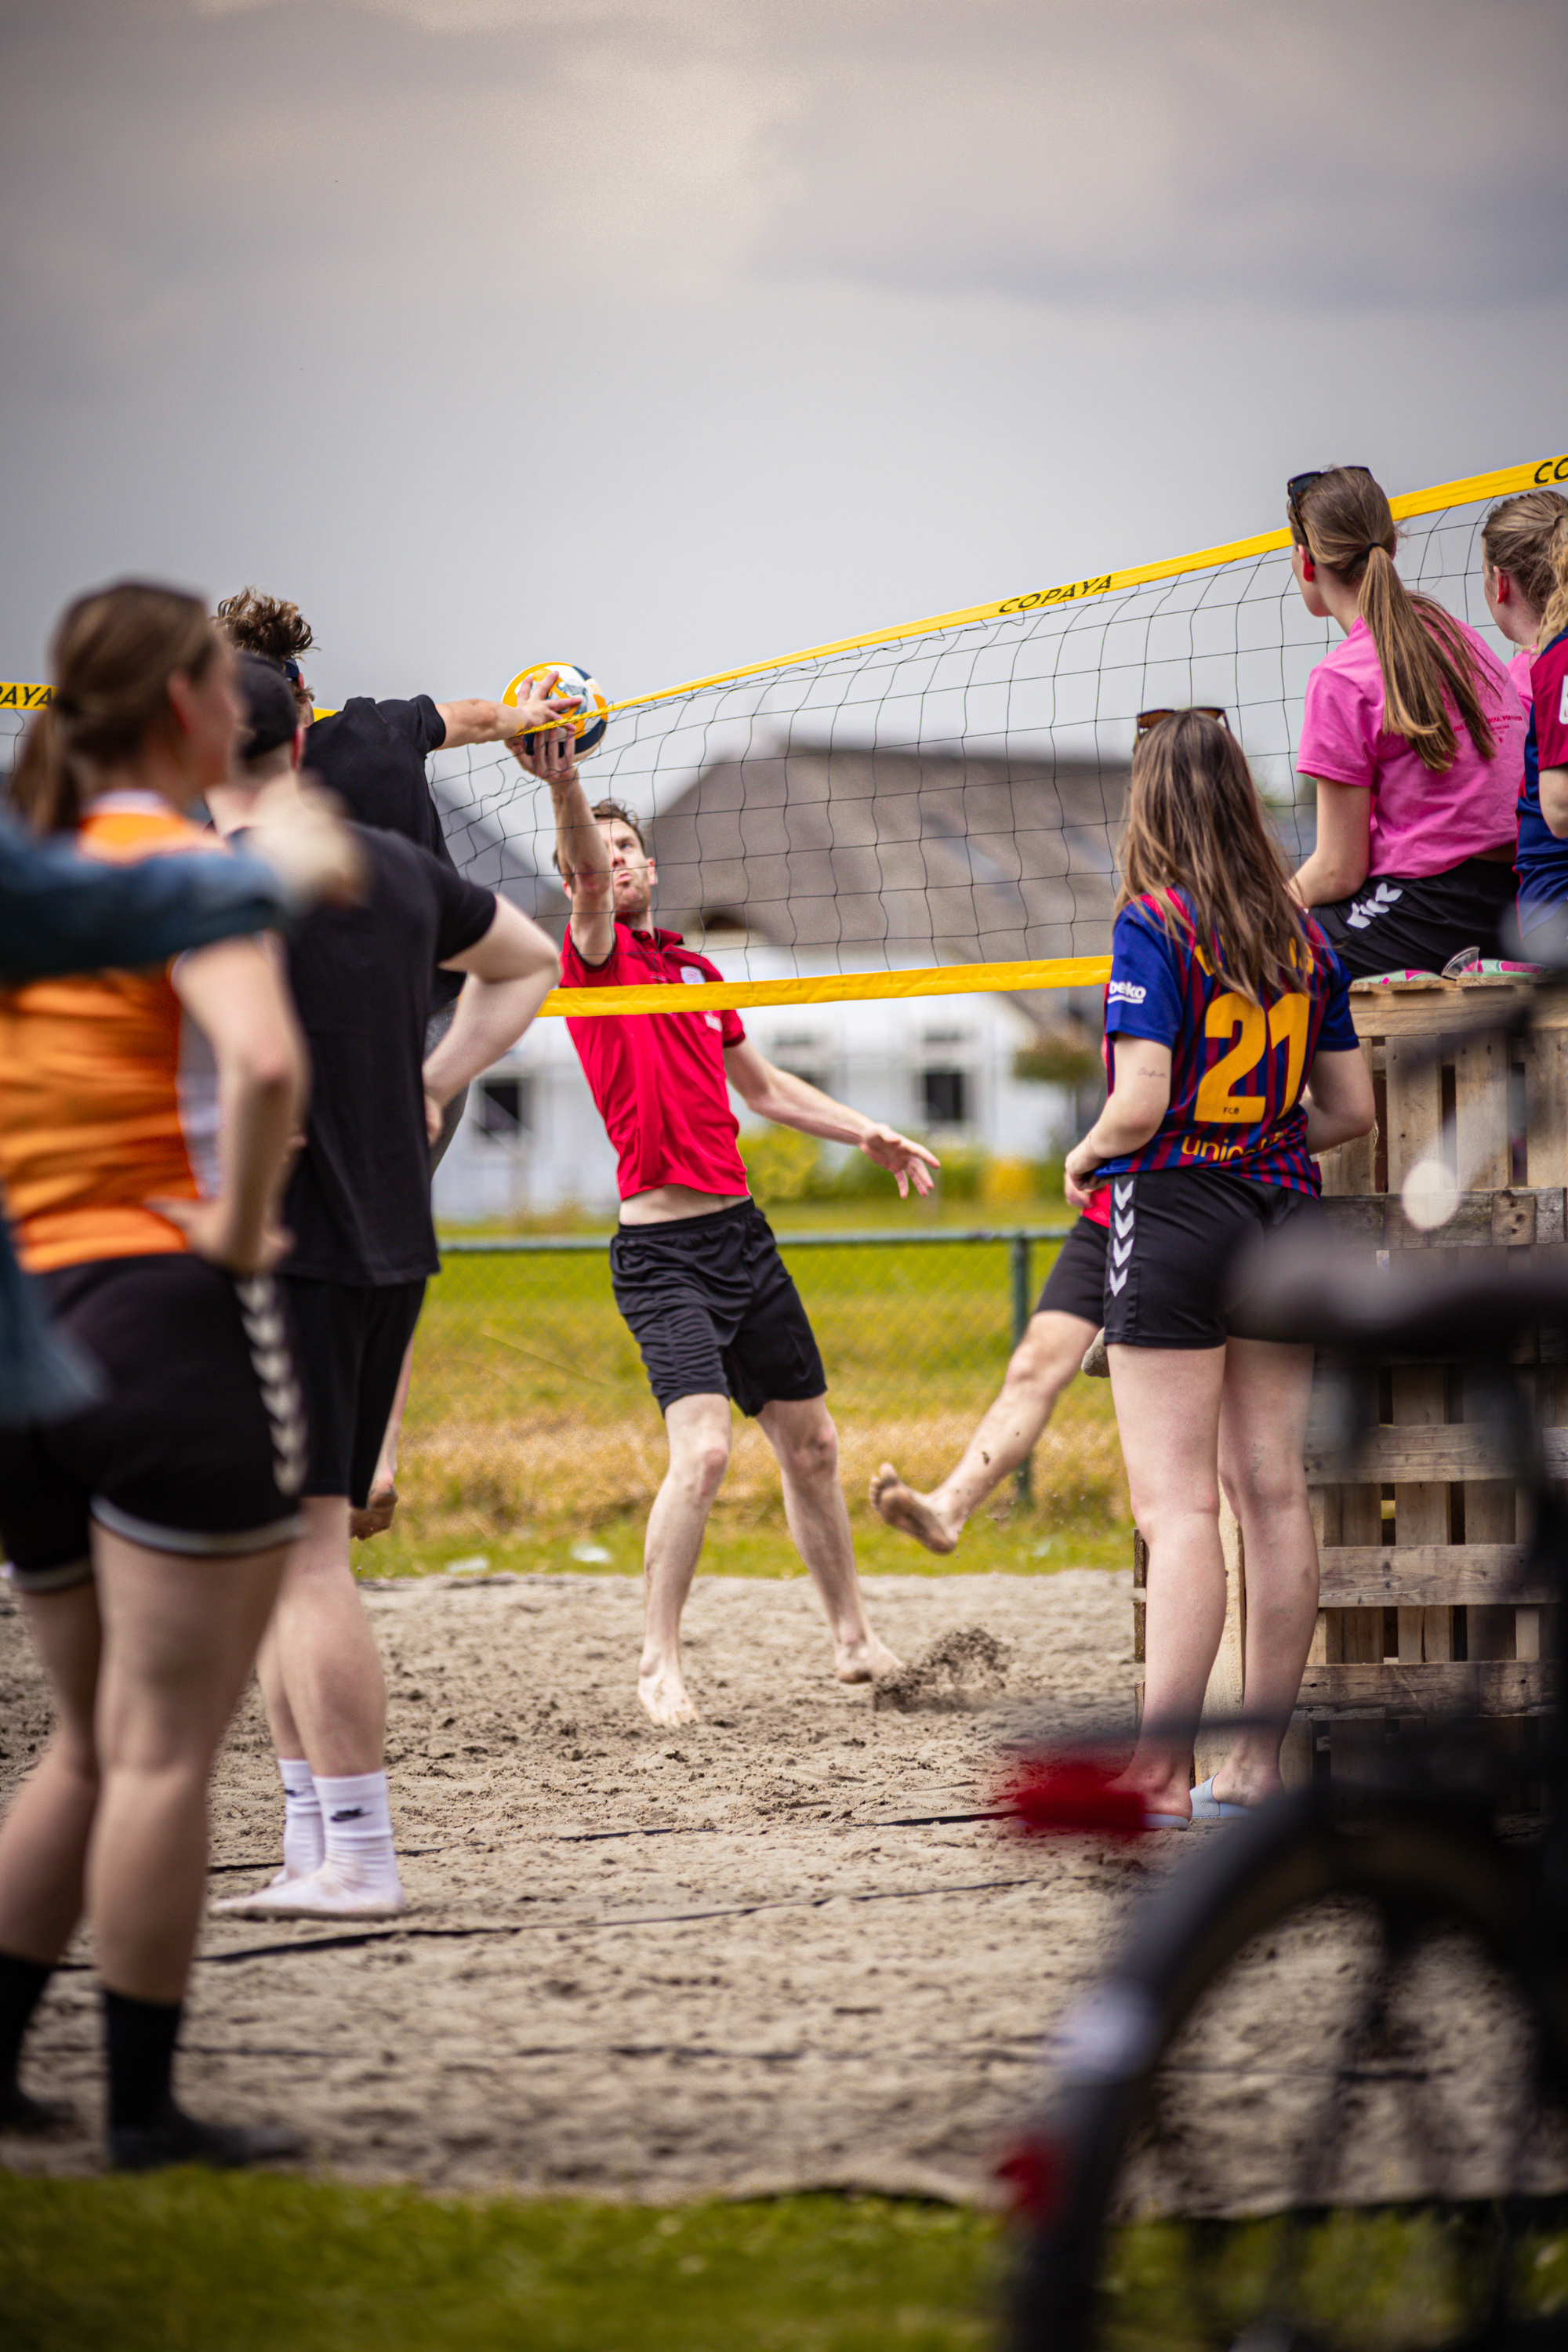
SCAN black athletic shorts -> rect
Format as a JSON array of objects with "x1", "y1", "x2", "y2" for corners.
[
  {"x1": 1033, "y1": 1214, "x2": 1109, "y2": 1325},
  {"x1": 1100, "y1": 1168, "x2": 1321, "y2": 1350},
  {"x1": 609, "y1": 1199, "x2": 826, "y2": 1417},
  {"x1": 0, "y1": 1254, "x2": 306, "y2": 1595},
  {"x1": 280, "y1": 1274, "x2": 426, "y2": 1505},
  {"x1": 1314, "y1": 857, "x2": 1515, "y2": 979}
]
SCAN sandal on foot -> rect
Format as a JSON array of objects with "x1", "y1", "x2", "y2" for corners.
[{"x1": 1191, "y1": 1775, "x2": 1248, "y2": 1820}]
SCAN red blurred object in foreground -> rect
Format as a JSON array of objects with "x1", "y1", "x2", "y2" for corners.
[
  {"x1": 1001, "y1": 1755, "x2": 1147, "y2": 1840},
  {"x1": 996, "y1": 2133, "x2": 1065, "y2": 2221}
]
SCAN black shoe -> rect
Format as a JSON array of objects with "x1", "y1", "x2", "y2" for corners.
[
  {"x1": 1, "y1": 2082, "x2": 78, "y2": 2136},
  {"x1": 108, "y1": 2101, "x2": 305, "y2": 2172}
]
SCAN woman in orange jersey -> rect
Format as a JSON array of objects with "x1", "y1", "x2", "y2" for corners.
[{"x1": 0, "y1": 583, "x2": 310, "y2": 2169}]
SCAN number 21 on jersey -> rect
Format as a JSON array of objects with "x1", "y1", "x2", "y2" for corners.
[{"x1": 1194, "y1": 990, "x2": 1310, "y2": 1125}]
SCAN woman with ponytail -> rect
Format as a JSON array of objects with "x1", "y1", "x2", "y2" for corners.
[
  {"x1": 1062, "y1": 712, "x2": 1374, "y2": 1824},
  {"x1": 0, "y1": 583, "x2": 310, "y2": 2168},
  {"x1": 1287, "y1": 466, "x2": 1525, "y2": 977},
  {"x1": 1485, "y1": 495, "x2": 1568, "y2": 951}
]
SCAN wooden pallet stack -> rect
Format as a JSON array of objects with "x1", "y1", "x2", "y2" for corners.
[{"x1": 1133, "y1": 974, "x2": 1563, "y2": 1795}]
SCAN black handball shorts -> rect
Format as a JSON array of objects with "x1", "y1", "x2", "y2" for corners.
[
  {"x1": 279, "y1": 1273, "x2": 426, "y2": 1506},
  {"x1": 1100, "y1": 1168, "x2": 1322, "y2": 1351},
  {"x1": 1314, "y1": 856, "x2": 1516, "y2": 978},
  {"x1": 1033, "y1": 1214, "x2": 1109, "y2": 1325},
  {"x1": 0, "y1": 1254, "x2": 307, "y2": 1595},
  {"x1": 609, "y1": 1199, "x2": 826, "y2": 1417}
]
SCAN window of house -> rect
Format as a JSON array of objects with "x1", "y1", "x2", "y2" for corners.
[
  {"x1": 477, "y1": 1076, "x2": 531, "y2": 1140},
  {"x1": 922, "y1": 1068, "x2": 969, "y2": 1127}
]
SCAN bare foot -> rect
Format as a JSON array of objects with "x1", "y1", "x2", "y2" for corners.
[
  {"x1": 869, "y1": 1464, "x2": 957, "y2": 1555},
  {"x1": 638, "y1": 1657, "x2": 699, "y2": 1726},
  {"x1": 350, "y1": 1484, "x2": 397, "y2": 1542},
  {"x1": 834, "y1": 1629, "x2": 902, "y2": 1685}
]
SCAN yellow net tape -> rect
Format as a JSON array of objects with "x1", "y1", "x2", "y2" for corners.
[{"x1": 539, "y1": 956, "x2": 1113, "y2": 1018}]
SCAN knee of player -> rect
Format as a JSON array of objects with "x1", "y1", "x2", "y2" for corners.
[
  {"x1": 779, "y1": 1414, "x2": 839, "y2": 1482},
  {"x1": 1007, "y1": 1316, "x2": 1083, "y2": 1400},
  {"x1": 677, "y1": 1435, "x2": 732, "y2": 1496},
  {"x1": 1219, "y1": 1450, "x2": 1308, "y2": 1519}
]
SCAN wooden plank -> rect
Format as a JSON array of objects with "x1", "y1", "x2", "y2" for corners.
[
  {"x1": 1319, "y1": 1190, "x2": 1558, "y2": 1246},
  {"x1": 1526, "y1": 1031, "x2": 1568, "y2": 1189},
  {"x1": 1390, "y1": 1360, "x2": 1451, "y2": 1661},
  {"x1": 1306, "y1": 1425, "x2": 1568, "y2": 1483},
  {"x1": 1296, "y1": 1660, "x2": 1555, "y2": 1710},
  {"x1": 1454, "y1": 1027, "x2": 1511, "y2": 1193},
  {"x1": 1316, "y1": 1544, "x2": 1544, "y2": 1606},
  {"x1": 1463, "y1": 1360, "x2": 1519, "y2": 1662}
]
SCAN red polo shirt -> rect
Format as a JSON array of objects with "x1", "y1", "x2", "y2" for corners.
[{"x1": 561, "y1": 921, "x2": 750, "y2": 1200}]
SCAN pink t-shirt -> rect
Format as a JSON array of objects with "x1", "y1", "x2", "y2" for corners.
[
  {"x1": 561, "y1": 921, "x2": 750, "y2": 1201},
  {"x1": 1509, "y1": 645, "x2": 1536, "y2": 717},
  {"x1": 1297, "y1": 615, "x2": 1524, "y2": 877}
]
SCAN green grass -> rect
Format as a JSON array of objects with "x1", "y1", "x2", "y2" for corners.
[
  {"x1": 0, "y1": 2180, "x2": 1000, "y2": 2352},
  {"x1": 7, "y1": 2180, "x2": 1563, "y2": 2352},
  {"x1": 383, "y1": 1231, "x2": 1131, "y2": 1574}
]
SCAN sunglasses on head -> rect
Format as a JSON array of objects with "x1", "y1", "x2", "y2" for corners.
[
  {"x1": 1134, "y1": 706, "x2": 1229, "y2": 741},
  {"x1": 1286, "y1": 466, "x2": 1372, "y2": 536}
]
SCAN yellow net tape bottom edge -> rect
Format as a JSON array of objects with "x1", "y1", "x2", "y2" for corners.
[{"x1": 539, "y1": 956, "x2": 1112, "y2": 1016}]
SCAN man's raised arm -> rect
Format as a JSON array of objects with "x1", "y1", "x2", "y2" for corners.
[{"x1": 508, "y1": 729, "x2": 614, "y2": 964}]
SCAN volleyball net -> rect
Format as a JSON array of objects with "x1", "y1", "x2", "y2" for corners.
[
  {"x1": 434, "y1": 452, "x2": 1562, "y2": 1019},
  {"x1": 2, "y1": 452, "x2": 1561, "y2": 1022}
]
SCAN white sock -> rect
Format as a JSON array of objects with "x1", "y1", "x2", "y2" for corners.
[
  {"x1": 278, "y1": 1758, "x2": 323, "y2": 1879},
  {"x1": 314, "y1": 1769, "x2": 401, "y2": 1893}
]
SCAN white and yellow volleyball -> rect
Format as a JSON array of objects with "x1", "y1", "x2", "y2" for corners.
[{"x1": 503, "y1": 662, "x2": 609, "y2": 758}]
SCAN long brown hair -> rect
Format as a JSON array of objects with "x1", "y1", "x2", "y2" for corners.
[
  {"x1": 1292, "y1": 467, "x2": 1494, "y2": 772},
  {"x1": 1535, "y1": 506, "x2": 1568, "y2": 651},
  {"x1": 1119, "y1": 711, "x2": 1312, "y2": 1008},
  {"x1": 1481, "y1": 488, "x2": 1568, "y2": 641},
  {"x1": 9, "y1": 582, "x2": 216, "y2": 835}
]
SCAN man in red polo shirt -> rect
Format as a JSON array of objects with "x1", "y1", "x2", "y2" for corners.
[{"x1": 527, "y1": 738, "x2": 938, "y2": 1725}]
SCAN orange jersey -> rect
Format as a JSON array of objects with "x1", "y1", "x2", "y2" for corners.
[{"x1": 0, "y1": 793, "x2": 211, "y2": 1272}]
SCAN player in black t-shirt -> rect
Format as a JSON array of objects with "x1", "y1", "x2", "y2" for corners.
[
  {"x1": 206, "y1": 658, "x2": 559, "y2": 1918},
  {"x1": 213, "y1": 590, "x2": 568, "y2": 1535}
]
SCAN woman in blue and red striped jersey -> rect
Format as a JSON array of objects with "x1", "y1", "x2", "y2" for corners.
[{"x1": 1063, "y1": 710, "x2": 1375, "y2": 1826}]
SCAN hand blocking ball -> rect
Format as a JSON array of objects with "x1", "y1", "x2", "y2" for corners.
[{"x1": 503, "y1": 663, "x2": 609, "y2": 760}]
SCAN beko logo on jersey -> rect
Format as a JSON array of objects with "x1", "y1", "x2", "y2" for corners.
[
  {"x1": 1106, "y1": 980, "x2": 1147, "y2": 1004},
  {"x1": 1559, "y1": 675, "x2": 1568, "y2": 728}
]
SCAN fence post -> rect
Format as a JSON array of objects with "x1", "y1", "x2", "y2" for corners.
[{"x1": 1011, "y1": 1230, "x2": 1033, "y2": 1502}]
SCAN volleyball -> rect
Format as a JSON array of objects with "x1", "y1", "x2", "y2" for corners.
[{"x1": 503, "y1": 661, "x2": 609, "y2": 758}]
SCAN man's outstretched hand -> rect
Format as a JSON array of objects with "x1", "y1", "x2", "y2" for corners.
[{"x1": 858, "y1": 1126, "x2": 940, "y2": 1200}]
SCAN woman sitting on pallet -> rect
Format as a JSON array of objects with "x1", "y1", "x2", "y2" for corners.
[
  {"x1": 1062, "y1": 710, "x2": 1375, "y2": 1826},
  {"x1": 1481, "y1": 488, "x2": 1568, "y2": 962},
  {"x1": 1287, "y1": 466, "x2": 1526, "y2": 979}
]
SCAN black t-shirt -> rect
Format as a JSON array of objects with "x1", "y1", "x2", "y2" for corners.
[
  {"x1": 278, "y1": 827, "x2": 495, "y2": 1286},
  {"x1": 304, "y1": 695, "x2": 464, "y2": 1013}
]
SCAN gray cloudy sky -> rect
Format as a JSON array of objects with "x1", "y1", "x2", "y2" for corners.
[{"x1": 2, "y1": 0, "x2": 1566, "y2": 707}]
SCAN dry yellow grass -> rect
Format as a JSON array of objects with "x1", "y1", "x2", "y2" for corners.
[{"x1": 394, "y1": 1400, "x2": 1130, "y2": 1551}]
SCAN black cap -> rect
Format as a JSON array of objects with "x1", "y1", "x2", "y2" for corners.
[{"x1": 234, "y1": 652, "x2": 300, "y2": 763}]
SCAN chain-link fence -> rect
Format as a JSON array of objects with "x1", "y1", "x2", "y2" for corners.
[{"x1": 391, "y1": 1225, "x2": 1132, "y2": 1570}]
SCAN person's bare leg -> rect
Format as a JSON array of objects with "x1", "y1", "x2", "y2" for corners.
[
  {"x1": 640, "y1": 1393, "x2": 732, "y2": 1726},
  {"x1": 760, "y1": 1394, "x2": 899, "y2": 1682},
  {"x1": 89, "y1": 1529, "x2": 286, "y2": 2002},
  {"x1": 870, "y1": 1310, "x2": 1094, "y2": 1553},
  {"x1": 0, "y1": 1584, "x2": 102, "y2": 1965},
  {"x1": 257, "y1": 1496, "x2": 386, "y2": 1776},
  {"x1": 352, "y1": 1340, "x2": 412, "y2": 1541},
  {"x1": 1212, "y1": 1337, "x2": 1319, "y2": 1808},
  {"x1": 1107, "y1": 1343, "x2": 1229, "y2": 1822}
]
